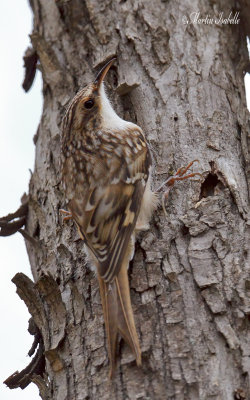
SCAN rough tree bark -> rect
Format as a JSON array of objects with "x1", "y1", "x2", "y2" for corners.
[{"x1": 3, "y1": 0, "x2": 250, "y2": 399}]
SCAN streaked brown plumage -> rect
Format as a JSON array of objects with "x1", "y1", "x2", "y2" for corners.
[{"x1": 61, "y1": 58, "x2": 157, "y2": 376}]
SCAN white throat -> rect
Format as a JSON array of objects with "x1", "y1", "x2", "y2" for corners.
[{"x1": 99, "y1": 83, "x2": 135, "y2": 130}]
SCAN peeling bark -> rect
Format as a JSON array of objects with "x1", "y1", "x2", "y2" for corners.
[
  {"x1": 4, "y1": 317, "x2": 45, "y2": 391},
  {"x1": 5, "y1": 0, "x2": 250, "y2": 398}
]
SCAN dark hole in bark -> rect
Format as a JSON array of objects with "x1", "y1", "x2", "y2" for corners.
[
  {"x1": 200, "y1": 173, "x2": 219, "y2": 198},
  {"x1": 56, "y1": 2, "x2": 67, "y2": 22},
  {"x1": 34, "y1": 223, "x2": 40, "y2": 238},
  {"x1": 181, "y1": 225, "x2": 189, "y2": 236},
  {"x1": 236, "y1": 121, "x2": 241, "y2": 139},
  {"x1": 50, "y1": 151, "x2": 53, "y2": 164},
  {"x1": 111, "y1": 67, "x2": 118, "y2": 87}
]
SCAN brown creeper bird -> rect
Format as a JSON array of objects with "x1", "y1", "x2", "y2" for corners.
[{"x1": 61, "y1": 57, "x2": 201, "y2": 376}]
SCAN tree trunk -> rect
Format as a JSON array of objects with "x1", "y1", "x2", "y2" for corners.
[{"x1": 9, "y1": 0, "x2": 250, "y2": 399}]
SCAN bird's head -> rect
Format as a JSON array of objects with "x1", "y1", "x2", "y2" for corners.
[{"x1": 64, "y1": 58, "x2": 117, "y2": 133}]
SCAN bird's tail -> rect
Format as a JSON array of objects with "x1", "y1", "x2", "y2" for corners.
[{"x1": 98, "y1": 262, "x2": 141, "y2": 378}]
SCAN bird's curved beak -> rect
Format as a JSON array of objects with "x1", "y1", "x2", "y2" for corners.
[{"x1": 94, "y1": 57, "x2": 116, "y2": 89}]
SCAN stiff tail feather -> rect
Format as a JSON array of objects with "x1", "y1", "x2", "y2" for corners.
[{"x1": 98, "y1": 262, "x2": 141, "y2": 377}]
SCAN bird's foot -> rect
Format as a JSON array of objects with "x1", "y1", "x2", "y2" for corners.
[
  {"x1": 156, "y1": 160, "x2": 202, "y2": 216},
  {"x1": 59, "y1": 209, "x2": 72, "y2": 222}
]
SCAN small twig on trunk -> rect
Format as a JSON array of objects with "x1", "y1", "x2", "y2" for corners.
[{"x1": 0, "y1": 194, "x2": 29, "y2": 237}]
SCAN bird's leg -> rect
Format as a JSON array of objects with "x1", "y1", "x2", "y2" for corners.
[
  {"x1": 59, "y1": 209, "x2": 72, "y2": 222},
  {"x1": 156, "y1": 160, "x2": 202, "y2": 216}
]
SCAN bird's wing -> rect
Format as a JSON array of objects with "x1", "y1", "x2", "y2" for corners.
[{"x1": 69, "y1": 130, "x2": 151, "y2": 283}]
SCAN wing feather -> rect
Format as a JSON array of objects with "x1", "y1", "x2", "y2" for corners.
[{"x1": 68, "y1": 128, "x2": 151, "y2": 282}]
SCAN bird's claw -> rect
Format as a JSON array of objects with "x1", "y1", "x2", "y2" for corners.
[
  {"x1": 59, "y1": 209, "x2": 72, "y2": 222},
  {"x1": 156, "y1": 160, "x2": 202, "y2": 216}
]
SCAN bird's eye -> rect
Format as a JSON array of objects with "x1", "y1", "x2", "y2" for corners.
[{"x1": 84, "y1": 99, "x2": 95, "y2": 109}]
